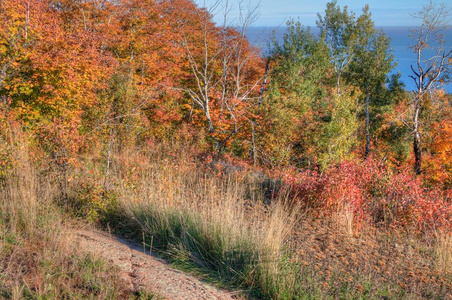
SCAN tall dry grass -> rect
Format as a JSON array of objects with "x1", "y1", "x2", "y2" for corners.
[
  {"x1": 0, "y1": 129, "x2": 62, "y2": 246},
  {"x1": 0, "y1": 129, "x2": 136, "y2": 299},
  {"x1": 435, "y1": 230, "x2": 452, "y2": 274},
  {"x1": 97, "y1": 143, "x2": 303, "y2": 298},
  {"x1": 93, "y1": 141, "x2": 452, "y2": 299}
]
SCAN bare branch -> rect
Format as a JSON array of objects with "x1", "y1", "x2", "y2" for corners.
[{"x1": 409, "y1": 0, "x2": 452, "y2": 174}]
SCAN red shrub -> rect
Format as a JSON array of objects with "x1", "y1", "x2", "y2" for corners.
[{"x1": 273, "y1": 157, "x2": 452, "y2": 232}]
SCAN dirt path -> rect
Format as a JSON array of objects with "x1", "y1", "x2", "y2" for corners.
[{"x1": 74, "y1": 229, "x2": 239, "y2": 300}]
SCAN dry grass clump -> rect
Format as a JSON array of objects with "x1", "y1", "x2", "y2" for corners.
[
  {"x1": 435, "y1": 230, "x2": 452, "y2": 274},
  {"x1": 333, "y1": 202, "x2": 357, "y2": 236}
]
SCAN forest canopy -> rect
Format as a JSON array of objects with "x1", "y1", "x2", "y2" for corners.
[{"x1": 0, "y1": 0, "x2": 451, "y2": 184}]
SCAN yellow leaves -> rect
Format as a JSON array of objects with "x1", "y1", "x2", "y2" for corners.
[
  {"x1": 18, "y1": 85, "x2": 34, "y2": 96},
  {"x1": 0, "y1": 44, "x2": 8, "y2": 55},
  {"x1": 422, "y1": 118, "x2": 452, "y2": 187},
  {"x1": 432, "y1": 123, "x2": 452, "y2": 159}
]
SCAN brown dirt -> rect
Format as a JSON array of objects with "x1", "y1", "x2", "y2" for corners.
[
  {"x1": 289, "y1": 218, "x2": 452, "y2": 299},
  {"x1": 73, "y1": 229, "x2": 238, "y2": 300}
]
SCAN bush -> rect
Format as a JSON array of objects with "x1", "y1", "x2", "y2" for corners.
[{"x1": 276, "y1": 157, "x2": 452, "y2": 232}]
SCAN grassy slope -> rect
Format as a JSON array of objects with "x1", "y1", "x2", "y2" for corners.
[
  {"x1": 0, "y1": 137, "x2": 155, "y2": 299},
  {"x1": 1, "y1": 133, "x2": 451, "y2": 299},
  {"x1": 79, "y1": 143, "x2": 452, "y2": 299}
]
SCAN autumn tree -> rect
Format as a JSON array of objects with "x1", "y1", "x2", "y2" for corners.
[
  {"x1": 267, "y1": 2, "x2": 396, "y2": 169},
  {"x1": 423, "y1": 91, "x2": 452, "y2": 186},
  {"x1": 180, "y1": 0, "x2": 264, "y2": 152},
  {"x1": 0, "y1": 0, "x2": 114, "y2": 199},
  {"x1": 409, "y1": 0, "x2": 452, "y2": 174},
  {"x1": 83, "y1": 0, "x2": 204, "y2": 158},
  {"x1": 0, "y1": 0, "x2": 29, "y2": 103}
]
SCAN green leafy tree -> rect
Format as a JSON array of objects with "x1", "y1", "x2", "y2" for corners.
[
  {"x1": 349, "y1": 5, "x2": 395, "y2": 157},
  {"x1": 319, "y1": 93, "x2": 359, "y2": 168},
  {"x1": 264, "y1": 20, "x2": 333, "y2": 168},
  {"x1": 316, "y1": 0, "x2": 356, "y2": 95}
]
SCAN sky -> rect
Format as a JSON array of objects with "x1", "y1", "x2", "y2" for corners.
[{"x1": 193, "y1": 0, "x2": 430, "y2": 27}]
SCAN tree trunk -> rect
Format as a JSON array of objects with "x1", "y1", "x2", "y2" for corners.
[
  {"x1": 336, "y1": 73, "x2": 341, "y2": 95},
  {"x1": 250, "y1": 121, "x2": 257, "y2": 165},
  {"x1": 413, "y1": 98, "x2": 422, "y2": 175},
  {"x1": 249, "y1": 58, "x2": 270, "y2": 165},
  {"x1": 103, "y1": 127, "x2": 114, "y2": 190},
  {"x1": 204, "y1": 106, "x2": 219, "y2": 150},
  {"x1": 365, "y1": 91, "x2": 370, "y2": 158}
]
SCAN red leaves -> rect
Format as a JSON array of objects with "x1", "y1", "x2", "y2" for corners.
[{"x1": 274, "y1": 157, "x2": 452, "y2": 232}]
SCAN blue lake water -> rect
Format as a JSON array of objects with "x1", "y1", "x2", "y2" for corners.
[{"x1": 245, "y1": 26, "x2": 452, "y2": 93}]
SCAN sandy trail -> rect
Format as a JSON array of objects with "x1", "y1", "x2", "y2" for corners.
[{"x1": 74, "y1": 229, "x2": 239, "y2": 300}]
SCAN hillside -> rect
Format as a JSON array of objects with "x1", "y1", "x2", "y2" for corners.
[{"x1": 1, "y1": 0, "x2": 451, "y2": 299}]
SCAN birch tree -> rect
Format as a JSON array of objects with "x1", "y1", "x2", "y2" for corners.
[
  {"x1": 181, "y1": 0, "x2": 264, "y2": 151},
  {"x1": 409, "y1": 1, "x2": 452, "y2": 174},
  {"x1": 349, "y1": 5, "x2": 395, "y2": 157},
  {"x1": 316, "y1": 0, "x2": 356, "y2": 95}
]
